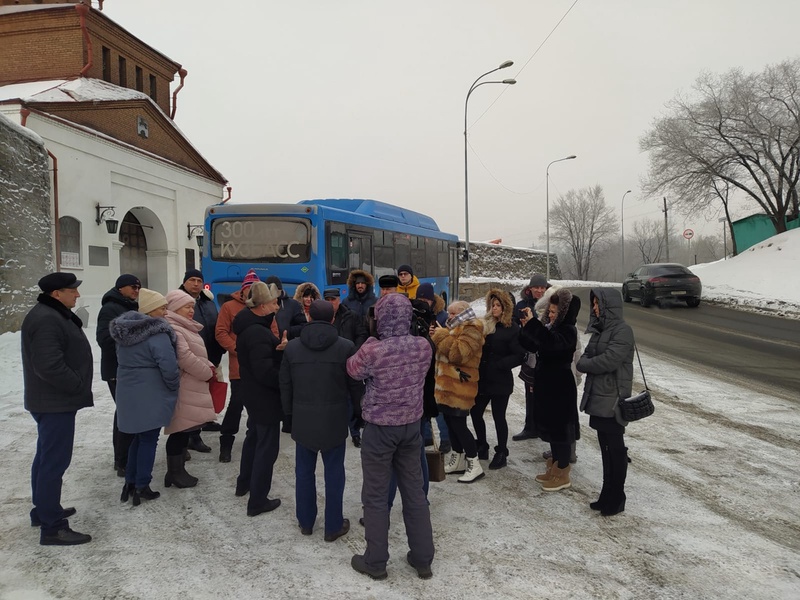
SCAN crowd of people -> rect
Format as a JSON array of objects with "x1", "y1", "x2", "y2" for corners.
[{"x1": 20, "y1": 264, "x2": 636, "y2": 579}]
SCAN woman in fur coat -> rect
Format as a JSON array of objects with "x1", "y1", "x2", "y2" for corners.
[
  {"x1": 110, "y1": 289, "x2": 180, "y2": 506},
  {"x1": 471, "y1": 289, "x2": 524, "y2": 470},
  {"x1": 432, "y1": 301, "x2": 485, "y2": 483},
  {"x1": 519, "y1": 288, "x2": 581, "y2": 492},
  {"x1": 163, "y1": 290, "x2": 216, "y2": 489},
  {"x1": 294, "y1": 282, "x2": 321, "y2": 322}
]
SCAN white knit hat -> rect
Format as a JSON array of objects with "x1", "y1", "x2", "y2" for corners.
[{"x1": 137, "y1": 288, "x2": 167, "y2": 315}]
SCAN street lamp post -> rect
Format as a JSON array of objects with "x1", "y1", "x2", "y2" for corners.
[
  {"x1": 464, "y1": 60, "x2": 516, "y2": 277},
  {"x1": 620, "y1": 189, "x2": 632, "y2": 280},
  {"x1": 545, "y1": 155, "x2": 577, "y2": 281},
  {"x1": 718, "y1": 216, "x2": 727, "y2": 259}
]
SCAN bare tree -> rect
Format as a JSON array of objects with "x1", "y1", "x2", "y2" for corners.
[
  {"x1": 549, "y1": 185, "x2": 618, "y2": 280},
  {"x1": 640, "y1": 58, "x2": 800, "y2": 234},
  {"x1": 631, "y1": 218, "x2": 666, "y2": 265}
]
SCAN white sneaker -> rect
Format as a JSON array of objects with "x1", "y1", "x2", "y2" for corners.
[
  {"x1": 458, "y1": 457, "x2": 485, "y2": 483},
  {"x1": 444, "y1": 451, "x2": 466, "y2": 474}
]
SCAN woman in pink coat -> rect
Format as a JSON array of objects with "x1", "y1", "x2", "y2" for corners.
[{"x1": 163, "y1": 290, "x2": 216, "y2": 488}]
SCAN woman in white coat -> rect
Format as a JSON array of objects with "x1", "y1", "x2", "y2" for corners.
[{"x1": 163, "y1": 289, "x2": 216, "y2": 488}]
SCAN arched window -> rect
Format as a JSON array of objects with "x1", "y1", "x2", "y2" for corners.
[{"x1": 59, "y1": 216, "x2": 81, "y2": 267}]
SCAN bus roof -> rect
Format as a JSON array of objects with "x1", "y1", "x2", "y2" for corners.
[{"x1": 207, "y1": 199, "x2": 452, "y2": 237}]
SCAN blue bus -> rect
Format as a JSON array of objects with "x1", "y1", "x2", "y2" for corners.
[{"x1": 200, "y1": 199, "x2": 461, "y2": 306}]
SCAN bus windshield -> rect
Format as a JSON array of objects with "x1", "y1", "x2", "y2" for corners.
[{"x1": 211, "y1": 217, "x2": 310, "y2": 263}]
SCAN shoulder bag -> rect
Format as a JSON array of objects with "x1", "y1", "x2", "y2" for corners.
[{"x1": 618, "y1": 344, "x2": 655, "y2": 422}]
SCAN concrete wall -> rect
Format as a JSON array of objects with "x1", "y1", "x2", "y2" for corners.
[{"x1": 0, "y1": 113, "x2": 53, "y2": 332}]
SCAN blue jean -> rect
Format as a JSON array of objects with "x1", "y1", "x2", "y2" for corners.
[
  {"x1": 29, "y1": 411, "x2": 76, "y2": 535},
  {"x1": 125, "y1": 428, "x2": 160, "y2": 488},
  {"x1": 237, "y1": 417, "x2": 281, "y2": 512},
  {"x1": 360, "y1": 421, "x2": 435, "y2": 571},
  {"x1": 421, "y1": 414, "x2": 450, "y2": 444},
  {"x1": 295, "y1": 441, "x2": 346, "y2": 535}
]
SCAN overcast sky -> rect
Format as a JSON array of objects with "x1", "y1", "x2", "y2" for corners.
[{"x1": 106, "y1": 0, "x2": 800, "y2": 246}]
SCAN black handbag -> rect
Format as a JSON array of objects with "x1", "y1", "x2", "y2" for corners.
[{"x1": 618, "y1": 344, "x2": 655, "y2": 422}]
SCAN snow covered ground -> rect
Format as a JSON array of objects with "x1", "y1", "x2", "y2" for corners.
[{"x1": 1, "y1": 230, "x2": 799, "y2": 599}]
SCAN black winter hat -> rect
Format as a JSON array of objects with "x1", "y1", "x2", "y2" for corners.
[
  {"x1": 527, "y1": 273, "x2": 550, "y2": 288},
  {"x1": 379, "y1": 274, "x2": 400, "y2": 288},
  {"x1": 309, "y1": 299, "x2": 335, "y2": 322},
  {"x1": 397, "y1": 264, "x2": 413, "y2": 276},
  {"x1": 38, "y1": 272, "x2": 81, "y2": 294},
  {"x1": 115, "y1": 274, "x2": 141, "y2": 289},
  {"x1": 265, "y1": 275, "x2": 284, "y2": 291},
  {"x1": 183, "y1": 268, "x2": 204, "y2": 283}
]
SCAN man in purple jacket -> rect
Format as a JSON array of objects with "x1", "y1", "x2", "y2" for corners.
[{"x1": 346, "y1": 293, "x2": 435, "y2": 580}]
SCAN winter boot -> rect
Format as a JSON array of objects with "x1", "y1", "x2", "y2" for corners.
[
  {"x1": 457, "y1": 456, "x2": 485, "y2": 483},
  {"x1": 541, "y1": 463, "x2": 571, "y2": 492},
  {"x1": 219, "y1": 437, "x2": 234, "y2": 463},
  {"x1": 443, "y1": 451, "x2": 466, "y2": 474},
  {"x1": 164, "y1": 454, "x2": 199, "y2": 488},
  {"x1": 601, "y1": 447, "x2": 628, "y2": 516},
  {"x1": 488, "y1": 447, "x2": 508, "y2": 470},
  {"x1": 590, "y1": 445, "x2": 612, "y2": 511},
  {"x1": 120, "y1": 482, "x2": 134, "y2": 503},
  {"x1": 476, "y1": 441, "x2": 490, "y2": 461},
  {"x1": 188, "y1": 432, "x2": 211, "y2": 453},
  {"x1": 535, "y1": 458, "x2": 554, "y2": 483},
  {"x1": 132, "y1": 486, "x2": 161, "y2": 506}
]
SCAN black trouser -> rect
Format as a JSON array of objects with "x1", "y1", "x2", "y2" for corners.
[
  {"x1": 523, "y1": 382, "x2": 538, "y2": 433},
  {"x1": 471, "y1": 393, "x2": 510, "y2": 453},
  {"x1": 597, "y1": 429, "x2": 628, "y2": 507},
  {"x1": 166, "y1": 431, "x2": 190, "y2": 456},
  {"x1": 220, "y1": 379, "x2": 244, "y2": 446},
  {"x1": 550, "y1": 442, "x2": 572, "y2": 469},
  {"x1": 108, "y1": 380, "x2": 134, "y2": 467},
  {"x1": 442, "y1": 413, "x2": 477, "y2": 458}
]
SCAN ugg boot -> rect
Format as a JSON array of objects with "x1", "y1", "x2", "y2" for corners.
[
  {"x1": 535, "y1": 458, "x2": 554, "y2": 483},
  {"x1": 164, "y1": 454, "x2": 199, "y2": 488},
  {"x1": 219, "y1": 437, "x2": 234, "y2": 463},
  {"x1": 590, "y1": 445, "x2": 612, "y2": 511},
  {"x1": 457, "y1": 456, "x2": 485, "y2": 483},
  {"x1": 541, "y1": 463, "x2": 571, "y2": 491},
  {"x1": 488, "y1": 447, "x2": 508, "y2": 470},
  {"x1": 601, "y1": 447, "x2": 628, "y2": 516},
  {"x1": 443, "y1": 451, "x2": 466, "y2": 474}
]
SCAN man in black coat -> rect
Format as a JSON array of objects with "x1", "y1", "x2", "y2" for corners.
[
  {"x1": 21, "y1": 272, "x2": 93, "y2": 546},
  {"x1": 265, "y1": 275, "x2": 305, "y2": 339},
  {"x1": 280, "y1": 299, "x2": 362, "y2": 541},
  {"x1": 180, "y1": 269, "x2": 225, "y2": 449},
  {"x1": 324, "y1": 288, "x2": 367, "y2": 446},
  {"x1": 96, "y1": 273, "x2": 140, "y2": 476}
]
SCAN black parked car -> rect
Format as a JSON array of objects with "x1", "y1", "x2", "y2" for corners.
[{"x1": 622, "y1": 263, "x2": 702, "y2": 308}]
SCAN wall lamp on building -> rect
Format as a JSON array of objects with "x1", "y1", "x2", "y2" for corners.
[
  {"x1": 187, "y1": 223, "x2": 204, "y2": 249},
  {"x1": 96, "y1": 204, "x2": 119, "y2": 234}
]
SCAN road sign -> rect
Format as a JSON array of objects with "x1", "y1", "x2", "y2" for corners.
[{"x1": 683, "y1": 228, "x2": 694, "y2": 240}]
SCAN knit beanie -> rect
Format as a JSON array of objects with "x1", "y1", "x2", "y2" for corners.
[
  {"x1": 137, "y1": 288, "x2": 167, "y2": 315},
  {"x1": 527, "y1": 273, "x2": 549, "y2": 288},
  {"x1": 397, "y1": 264, "x2": 413, "y2": 276},
  {"x1": 166, "y1": 289, "x2": 195, "y2": 312},
  {"x1": 183, "y1": 268, "x2": 203, "y2": 283},
  {"x1": 242, "y1": 269, "x2": 260, "y2": 290},
  {"x1": 416, "y1": 282, "x2": 435, "y2": 301},
  {"x1": 309, "y1": 299, "x2": 335, "y2": 322},
  {"x1": 246, "y1": 282, "x2": 280, "y2": 308}
]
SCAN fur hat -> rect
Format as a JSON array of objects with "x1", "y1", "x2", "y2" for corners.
[
  {"x1": 137, "y1": 288, "x2": 168, "y2": 314},
  {"x1": 379, "y1": 274, "x2": 400, "y2": 288},
  {"x1": 246, "y1": 282, "x2": 280, "y2": 308},
  {"x1": 309, "y1": 299, "x2": 335, "y2": 322},
  {"x1": 397, "y1": 264, "x2": 413, "y2": 276},
  {"x1": 264, "y1": 275, "x2": 283, "y2": 290},
  {"x1": 166, "y1": 289, "x2": 195, "y2": 312}
]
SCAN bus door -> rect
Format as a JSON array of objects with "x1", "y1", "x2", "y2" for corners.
[{"x1": 348, "y1": 233, "x2": 373, "y2": 275}]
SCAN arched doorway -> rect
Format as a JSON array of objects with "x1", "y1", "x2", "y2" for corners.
[{"x1": 119, "y1": 212, "x2": 149, "y2": 287}]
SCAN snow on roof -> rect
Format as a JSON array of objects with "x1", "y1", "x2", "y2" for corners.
[
  {"x1": 0, "y1": 78, "x2": 157, "y2": 106},
  {"x1": 0, "y1": 80, "x2": 69, "y2": 103}
]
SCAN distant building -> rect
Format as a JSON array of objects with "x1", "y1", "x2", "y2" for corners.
[{"x1": 0, "y1": 0, "x2": 226, "y2": 325}]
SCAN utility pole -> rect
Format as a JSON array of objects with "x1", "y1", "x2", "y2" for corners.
[{"x1": 663, "y1": 197, "x2": 670, "y2": 262}]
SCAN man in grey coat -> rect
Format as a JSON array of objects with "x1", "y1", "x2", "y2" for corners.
[{"x1": 21, "y1": 272, "x2": 94, "y2": 545}]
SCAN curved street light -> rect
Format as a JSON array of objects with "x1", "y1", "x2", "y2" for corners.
[
  {"x1": 620, "y1": 189, "x2": 632, "y2": 280},
  {"x1": 545, "y1": 154, "x2": 577, "y2": 281},
  {"x1": 464, "y1": 60, "x2": 515, "y2": 277}
]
